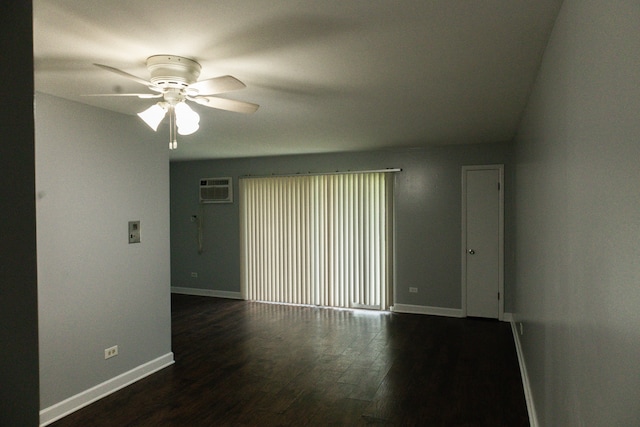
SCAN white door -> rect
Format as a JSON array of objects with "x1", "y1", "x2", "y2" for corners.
[{"x1": 462, "y1": 166, "x2": 503, "y2": 319}]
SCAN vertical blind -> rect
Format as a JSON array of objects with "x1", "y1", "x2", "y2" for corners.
[{"x1": 240, "y1": 172, "x2": 393, "y2": 310}]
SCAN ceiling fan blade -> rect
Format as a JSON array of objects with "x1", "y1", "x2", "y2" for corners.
[
  {"x1": 82, "y1": 93, "x2": 162, "y2": 99},
  {"x1": 188, "y1": 75, "x2": 246, "y2": 95},
  {"x1": 191, "y1": 96, "x2": 259, "y2": 114},
  {"x1": 94, "y1": 63, "x2": 152, "y2": 87}
]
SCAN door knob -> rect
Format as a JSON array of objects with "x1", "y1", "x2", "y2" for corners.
[{"x1": 468, "y1": 249, "x2": 475, "y2": 255}]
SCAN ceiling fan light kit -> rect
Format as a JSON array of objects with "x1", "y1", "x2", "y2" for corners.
[
  {"x1": 137, "y1": 103, "x2": 168, "y2": 131},
  {"x1": 174, "y1": 101, "x2": 200, "y2": 136},
  {"x1": 91, "y1": 55, "x2": 258, "y2": 150}
]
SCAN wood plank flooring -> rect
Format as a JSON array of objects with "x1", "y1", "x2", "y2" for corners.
[{"x1": 51, "y1": 294, "x2": 528, "y2": 426}]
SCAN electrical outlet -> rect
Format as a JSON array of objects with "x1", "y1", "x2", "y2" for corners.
[
  {"x1": 104, "y1": 345, "x2": 118, "y2": 359},
  {"x1": 519, "y1": 323, "x2": 524, "y2": 336},
  {"x1": 409, "y1": 287, "x2": 418, "y2": 293},
  {"x1": 191, "y1": 272, "x2": 198, "y2": 278}
]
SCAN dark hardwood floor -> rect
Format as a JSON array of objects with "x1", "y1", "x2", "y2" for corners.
[{"x1": 51, "y1": 294, "x2": 528, "y2": 426}]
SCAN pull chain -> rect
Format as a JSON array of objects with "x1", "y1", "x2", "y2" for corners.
[{"x1": 169, "y1": 105, "x2": 178, "y2": 150}]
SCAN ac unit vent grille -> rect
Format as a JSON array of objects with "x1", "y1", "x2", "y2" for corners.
[
  {"x1": 199, "y1": 177, "x2": 233, "y2": 203},
  {"x1": 202, "y1": 179, "x2": 230, "y2": 186}
]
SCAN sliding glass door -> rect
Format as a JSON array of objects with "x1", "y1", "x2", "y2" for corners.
[{"x1": 240, "y1": 172, "x2": 393, "y2": 310}]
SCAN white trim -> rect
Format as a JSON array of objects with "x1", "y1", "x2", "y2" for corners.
[
  {"x1": 461, "y1": 164, "x2": 505, "y2": 320},
  {"x1": 171, "y1": 286, "x2": 243, "y2": 300},
  {"x1": 40, "y1": 353, "x2": 174, "y2": 427},
  {"x1": 392, "y1": 303, "x2": 464, "y2": 318},
  {"x1": 510, "y1": 321, "x2": 538, "y2": 427}
]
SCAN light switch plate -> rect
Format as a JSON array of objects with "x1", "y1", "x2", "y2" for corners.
[{"x1": 128, "y1": 221, "x2": 140, "y2": 244}]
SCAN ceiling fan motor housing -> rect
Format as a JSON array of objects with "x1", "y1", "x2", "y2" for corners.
[{"x1": 147, "y1": 55, "x2": 201, "y2": 89}]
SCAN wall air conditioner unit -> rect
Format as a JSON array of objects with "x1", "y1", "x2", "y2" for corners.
[{"x1": 199, "y1": 177, "x2": 233, "y2": 203}]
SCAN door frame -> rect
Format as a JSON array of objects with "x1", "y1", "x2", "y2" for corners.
[{"x1": 461, "y1": 164, "x2": 504, "y2": 320}]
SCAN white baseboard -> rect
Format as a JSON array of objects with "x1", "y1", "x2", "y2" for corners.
[
  {"x1": 392, "y1": 303, "x2": 464, "y2": 318},
  {"x1": 171, "y1": 286, "x2": 243, "y2": 300},
  {"x1": 510, "y1": 321, "x2": 538, "y2": 427},
  {"x1": 40, "y1": 353, "x2": 174, "y2": 427},
  {"x1": 503, "y1": 312, "x2": 514, "y2": 322}
]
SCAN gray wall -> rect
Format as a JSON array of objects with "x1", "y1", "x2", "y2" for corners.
[
  {"x1": 36, "y1": 93, "x2": 172, "y2": 408},
  {"x1": 513, "y1": 0, "x2": 640, "y2": 425},
  {"x1": 0, "y1": 2, "x2": 40, "y2": 425},
  {"x1": 171, "y1": 142, "x2": 515, "y2": 311}
]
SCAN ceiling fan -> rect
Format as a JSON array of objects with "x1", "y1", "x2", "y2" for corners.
[{"x1": 90, "y1": 55, "x2": 259, "y2": 149}]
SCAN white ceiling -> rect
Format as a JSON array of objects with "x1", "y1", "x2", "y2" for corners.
[{"x1": 33, "y1": 0, "x2": 562, "y2": 161}]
